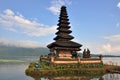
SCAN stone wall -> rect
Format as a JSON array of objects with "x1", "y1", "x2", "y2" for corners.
[{"x1": 40, "y1": 56, "x2": 102, "y2": 64}]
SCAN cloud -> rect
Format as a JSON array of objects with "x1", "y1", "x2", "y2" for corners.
[
  {"x1": 117, "y1": 2, "x2": 120, "y2": 9},
  {"x1": 100, "y1": 43, "x2": 120, "y2": 55},
  {"x1": 99, "y1": 34, "x2": 120, "y2": 55},
  {"x1": 0, "y1": 9, "x2": 57, "y2": 36},
  {"x1": 48, "y1": 0, "x2": 72, "y2": 15},
  {"x1": 4, "y1": 9, "x2": 14, "y2": 15},
  {"x1": 75, "y1": 34, "x2": 120, "y2": 55},
  {"x1": 116, "y1": 22, "x2": 120, "y2": 28},
  {"x1": 101, "y1": 44, "x2": 112, "y2": 53},
  {"x1": 48, "y1": 6, "x2": 61, "y2": 15},
  {"x1": 103, "y1": 34, "x2": 120, "y2": 54},
  {"x1": 104, "y1": 34, "x2": 120, "y2": 42},
  {"x1": 82, "y1": 43, "x2": 120, "y2": 56},
  {"x1": 0, "y1": 38, "x2": 45, "y2": 48},
  {"x1": 23, "y1": 25, "x2": 57, "y2": 36}
]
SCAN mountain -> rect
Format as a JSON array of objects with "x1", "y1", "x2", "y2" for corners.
[
  {"x1": 0, "y1": 45, "x2": 49, "y2": 57},
  {"x1": 0, "y1": 45, "x2": 119, "y2": 58}
]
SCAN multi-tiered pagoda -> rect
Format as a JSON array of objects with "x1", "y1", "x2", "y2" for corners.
[
  {"x1": 47, "y1": 6, "x2": 82, "y2": 59},
  {"x1": 40, "y1": 6, "x2": 102, "y2": 65}
]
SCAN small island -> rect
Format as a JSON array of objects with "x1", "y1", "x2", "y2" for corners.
[{"x1": 25, "y1": 6, "x2": 120, "y2": 79}]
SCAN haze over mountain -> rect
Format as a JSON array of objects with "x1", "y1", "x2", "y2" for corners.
[{"x1": 0, "y1": 44, "x2": 49, "y2": 57}]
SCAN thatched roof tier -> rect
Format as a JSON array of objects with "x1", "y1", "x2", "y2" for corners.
[
  {"x1": 57, "y1": 23, "x2": 69, "y2": 27},
  {"x1": 54, "y1": 34, "x2": 74, "y2": 40},
  {"x1": 58, "y1": 18, "x2": 69, "y2": 21},
  {"x1": 59, "y1": 15, "x2": 68, "y2": 18},
  {"x1": 54, "y1": 47, "x2": 80, "y2": 51},
  {"x1": 58, "y1": 20, "x2": 69, "y2": 23},
  {"x1": 57, "y1": 22, "x2": 70, "y2": 25},
  {"x1": 55, "y1": 29, "x2": 72, "y2": 34},
  {"x1": 57, "y1": 26, "x2": 71, "y2": 30},
  {"x1": 47, "y1": 41, "x2": 82, "y2": 50}
]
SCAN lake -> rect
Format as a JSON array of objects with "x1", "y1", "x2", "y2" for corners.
[{"x1": 0, "y1": 56, "x2": 120, "y2": 80}]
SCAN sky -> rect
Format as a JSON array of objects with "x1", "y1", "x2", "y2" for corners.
[{"x1": 0, "y1": 0, "x2": 120, "y2": 55}]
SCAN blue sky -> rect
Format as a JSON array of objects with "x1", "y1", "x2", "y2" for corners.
[{"x1": 0, "y1": 0, "x2": 120, "y2": 55}]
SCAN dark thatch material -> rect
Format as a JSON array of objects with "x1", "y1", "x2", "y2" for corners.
[
  {"x1": 54, "y1": 34, "x2": 74, "y2": 40},
  {"x1": 57, "y1": 26, "x2": 70, "y2": 30},
  {"x1": 57, "y1": 22, "x2": 70, "y2": 25},
  {"x1": 47, "y1": 41, "x2": 82, "y2": 48},
  {"x1": 56, "y1": 29, "x2": 72, "y2": 33}
]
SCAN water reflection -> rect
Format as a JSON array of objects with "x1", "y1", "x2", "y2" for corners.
[
  {"x1": 103, "y1": 73, "x2": 120, "y2": 80},
  {"x1": 33, "y1": 74, "x2": 120, "y2": 80},
  {"x1": 34, "y1": 76, "x2": 95, "y2": 80},
  {"x1": 0, "y1": 62, "x2": 33, "y2": 80}
]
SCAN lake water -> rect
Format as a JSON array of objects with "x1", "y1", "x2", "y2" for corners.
[{"x1": 0, "y1": 56, "x2": 120, "y2": 80}]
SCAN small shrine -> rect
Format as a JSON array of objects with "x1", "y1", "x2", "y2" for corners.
[{"x1": 83, "y1": 48, "x2": 91, "y2": 58}]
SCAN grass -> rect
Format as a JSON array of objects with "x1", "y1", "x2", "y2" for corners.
[
  {"x1": 25, "y1": 61, "x2": 120, "y2": 78},
  {"x1": 25, "y1": 61, "x2": 106, "y2": 78}
]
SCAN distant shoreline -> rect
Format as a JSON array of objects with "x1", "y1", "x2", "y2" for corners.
[
  {"x1": 103, "y1": 56, "x2": 120, "y2": 57},
  {"x1": 0, "y1": 59, "x2": 24, "y2": 63},
  {"x1": 90, "y1": 54, "x2": 120, "y2": 58}
]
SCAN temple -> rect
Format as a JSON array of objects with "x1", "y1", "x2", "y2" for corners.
[
  {"x1": 47, "y1": 6, "x2": 82, "y2": 59},
  {"x1": 40, "y1": 6, "x2": 102, "y2": 65}
]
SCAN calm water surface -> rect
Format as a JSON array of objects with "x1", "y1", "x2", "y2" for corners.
[
  {"x1": 103, "y1": 57, "x2": 120, "y2": 65},
  {"x1": 0, "y1": 62, "x2": 34, "y2": 80},
  {"x1": 0, "y1": 57, "x2": 120, "y2": 80}
]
